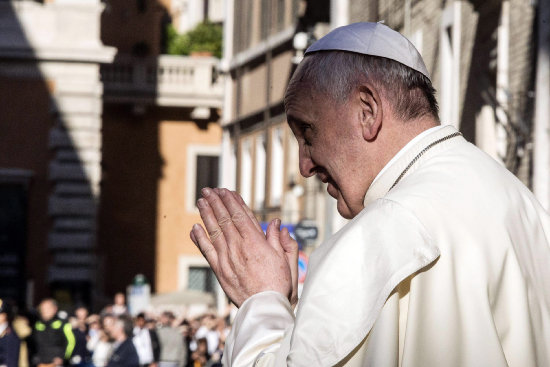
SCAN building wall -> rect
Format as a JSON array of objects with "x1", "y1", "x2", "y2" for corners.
[
  {"x1": 270, "y1": 50, "x2": 294, "y2": 104},
  {"x1": 240, "y1": 62, "x2": 268, "y2": 116},
  {"x1": 349, "y1": 0, "x2": 535, "y2": 181},
  {"x1": 99, "y1": 0, "x2": 225, "y2": 307},
  {"x1": 0, "y1": 0, "x2": 115, "y2": 308},
  {"x1": 0, "y1": 76, "x2": 54, "y2": 305},
  {"x1": 99, "y1": 105, "x2": 164, "y2": 298},
  {"x1": 156, "y1": 117, "x2": 222, "y2": 293},
  {"x1": 508, "y1": 0, "x2": 535, "y2": 185},
  {"x1": 99, "y1": 105, "x2": 221, "y2": 298},
  {"x1": 101, "y1": 0, "x2": 168, "y2": 55}
]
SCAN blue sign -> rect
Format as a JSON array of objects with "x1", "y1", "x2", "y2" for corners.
[{"x1": 260, "y1": 222, "x2": 302, "y2": 250}]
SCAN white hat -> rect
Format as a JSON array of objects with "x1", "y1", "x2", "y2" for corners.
[{"x1": 305, "y1": 22, "x2": 430, "y2": 80}]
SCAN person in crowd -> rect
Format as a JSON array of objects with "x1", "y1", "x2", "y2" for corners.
[
  {"x1": 69, "y1": 306, "x2": 91, "y2": 366},
  {"x1": 205, "y1": 318, "x2": 226, "y2": 367},
  {"x1": 193, "y1": 316, "x2": 218, "y2": 358},
  {"x1": 189, "y1": 338, "x2": 209, "y2": 367},
  {"x1": 87, "y1": 314, "x2": 114, "y2": 367},
  {"x1": 191, "y1": 21, "x2": 550, "y2": 366},
  {"x1": 132, "y1": 313, "x2": 159, "y2": 367},
  {"x1": 12, "y1": 310, "x2": 32, "y2": 367},
  {"x1": 0, "y1": 299, "x2": 20, "y2": 367},
  {"x1": 156, "y1": 311, "x2": 186, "y2": 367},
  {"x1": 30, "y1": 298, "x2": 75, "y2": 367},
  {"x1": 111, "y1": 294, "x2": 127, "y2": 317},
  {"x1": 106, "y1": 316, "x2": 138, "y2": 367}
]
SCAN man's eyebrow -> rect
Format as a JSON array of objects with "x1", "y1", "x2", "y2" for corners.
[{"x1": 287, "y1": 115, "x2": 310, "y2": 126}]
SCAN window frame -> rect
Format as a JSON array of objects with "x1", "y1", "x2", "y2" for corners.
[{"x1": 186, "y1": 144, "x2": 221, "y2": 213}]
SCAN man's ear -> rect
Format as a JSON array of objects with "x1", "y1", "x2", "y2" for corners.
[{"x1": 358, "y1": 84, "x2": 383, "y2": 141}]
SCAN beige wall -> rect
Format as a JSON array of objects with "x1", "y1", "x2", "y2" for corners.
[
  {"x1": 240, "y1": 63, "x2": 268, "y2": 116},
  {"x1": 155, "y1": 118, "x2": 222, "y2": 293},
  {"x1": 99, "y1": 105, "x2": 221, "y2": 296},
  {"x1": 270, "y1": 50, "x2": 294, "y2": 104}
]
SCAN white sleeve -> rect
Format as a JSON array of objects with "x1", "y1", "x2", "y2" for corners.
[{"x1": 222, "y1": 291, "x2": 295, "y2": 367}]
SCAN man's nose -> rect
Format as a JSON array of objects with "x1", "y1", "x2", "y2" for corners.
[{"x1": 299, "y1": 147, "x2": 316, "y2": 178}]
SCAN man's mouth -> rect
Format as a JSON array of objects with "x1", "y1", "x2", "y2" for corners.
[{"x1": 316, "y1": 171, "x2": 339, "y2": 197}]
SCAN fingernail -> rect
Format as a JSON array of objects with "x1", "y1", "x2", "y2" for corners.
[
  {"x1": 197, "y1": 198, "x2": 207, "y2": 208},
  {"x1": 274, "y1": 218, "x2": 281, "y2": 228},
  {"x1": 202, "y1": 188, "x2": 211, "y2": 197},
  {"x1": 219, "y1": 188, "x2": 226, "y2": 197}
]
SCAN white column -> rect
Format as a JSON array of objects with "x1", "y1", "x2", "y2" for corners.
[
  {"x1": 440, "y1": 1, "x2": 461, "y2": 128},
  {"x1": 330, "y1": 0, "x2": 349, "y2": 29},
  {"x1": 534, "y1": 0, "x2": 550, "y2": 210},
  {"x1": 220, "y1": 0, "x2": 234, "y2": 125},
  {"x1": 495, "y1": 0, "x2": 510, "y2": 162},
  {"x1": 220, "y1": 130, "x2": 236, "y2": 190}
]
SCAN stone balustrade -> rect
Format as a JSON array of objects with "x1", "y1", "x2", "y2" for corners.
[{"x1": 102, "y1": 54, "x2": 224, "y2": 109}]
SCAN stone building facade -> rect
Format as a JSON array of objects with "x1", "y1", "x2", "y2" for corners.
[{"x1": 0, "y1": 0, "x2": 224, "y2": 311}]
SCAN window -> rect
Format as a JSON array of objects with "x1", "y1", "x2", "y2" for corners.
[
  {"x1": 194, "y1": 155, "x2": 219, "y2": 203},
  {"x1": 186, "y1": 145, "x2": 221, "y2": 212},
  {"x1": 188, "y1": 266, "x2": 217, "y2": 293}
]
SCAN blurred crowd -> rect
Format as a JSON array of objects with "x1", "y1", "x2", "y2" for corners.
[{"x1": 0, "y1": 293, "x2": 230, "y2": 367}]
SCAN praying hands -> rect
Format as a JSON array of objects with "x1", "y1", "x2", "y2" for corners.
[{"x1": 190, "y1": 187, "x2": 299, "y2": 308}]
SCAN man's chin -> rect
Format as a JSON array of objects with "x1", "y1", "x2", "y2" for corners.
[{"x1": 336, "y1": 201, "x2": 354, "y2": 219}]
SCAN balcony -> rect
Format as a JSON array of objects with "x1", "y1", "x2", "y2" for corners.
[{"x1": 102, "y1": 54, "x2": 223, "y2": 111}]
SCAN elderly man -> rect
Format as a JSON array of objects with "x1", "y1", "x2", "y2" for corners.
[
  {"x1": 106, "y1": 316, "x2": 139, "y2": 367},
  {"x1": 190, "y1": 22, "x2": 550, "y2": 366}
]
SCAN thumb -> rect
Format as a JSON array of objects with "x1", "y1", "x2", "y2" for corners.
[{"x1": 265, "y1": 218, "x2": 281, "y2": 250}]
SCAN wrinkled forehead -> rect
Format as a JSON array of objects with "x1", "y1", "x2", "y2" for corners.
[{"x1": 284, "y1": 84, "x2": 322, "y2": 125}]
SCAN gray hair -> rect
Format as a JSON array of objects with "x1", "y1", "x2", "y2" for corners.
[
  {"x1": 285, "y1": 51, "x2": 439, "y2": 122},
  {"x1": 115, "y1": 315, "x2": 134, "y2": 337}
]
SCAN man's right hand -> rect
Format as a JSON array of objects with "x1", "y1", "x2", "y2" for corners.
[{"x1": 190, "y1": 188, "x2": 298, "y2": 308}]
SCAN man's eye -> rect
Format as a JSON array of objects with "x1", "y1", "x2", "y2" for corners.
[{"x1": 299, "y1": 123, "x2": 312, "y2": 146}]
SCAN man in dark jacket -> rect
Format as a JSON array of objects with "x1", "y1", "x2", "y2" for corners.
[
  {"x1": 106, "y1": 315, "x2": 139, "y2": 367},
  {"x1": 31, "y1": 298, "x2": 75, "y2": 366},
  {"x1": 0, "y1": 299, "x2": 20, "y2": 367}
]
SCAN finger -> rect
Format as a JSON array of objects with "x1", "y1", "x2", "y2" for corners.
[
  {"x1": 280, "y1": 227, "x2": 299, "y2": 255},
  {"x1": 201, "y1": 188, "x2": 242, "y2": 245},
  {"x1": 231, "y1": 191, "x2": 263, "y2": 233},
  {"x1": 281, "y1": 227, "x2": 299, "y2": 307},
  {"x1": 216, "y1": 188, "x2": 261, "y2": 239},
  {"x1": 266, "y1": 218, "x2": 282, "y2": 251},
  {"x1": 197, "y1": 196, "x2": 227, "y2": 252},
  {"x1": 190, "y1": 223, "x2": 219, "y2": 271}
]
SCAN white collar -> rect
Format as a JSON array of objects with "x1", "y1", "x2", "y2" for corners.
[
  {"x1": 371, "y1": 125, "x2": 446, "y2": 186},
  {"x1": 364, "y1": 125, "x2": 462, "y2": 207}
]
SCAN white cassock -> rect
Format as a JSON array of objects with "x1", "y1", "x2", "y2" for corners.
[{"x1": 222, "y1": 125, "x2": 550, "y2": 367}]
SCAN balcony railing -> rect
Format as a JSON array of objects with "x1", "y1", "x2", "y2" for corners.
[{"x1": 102, "y1": 54, "x2": 223, "y2": 109}]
